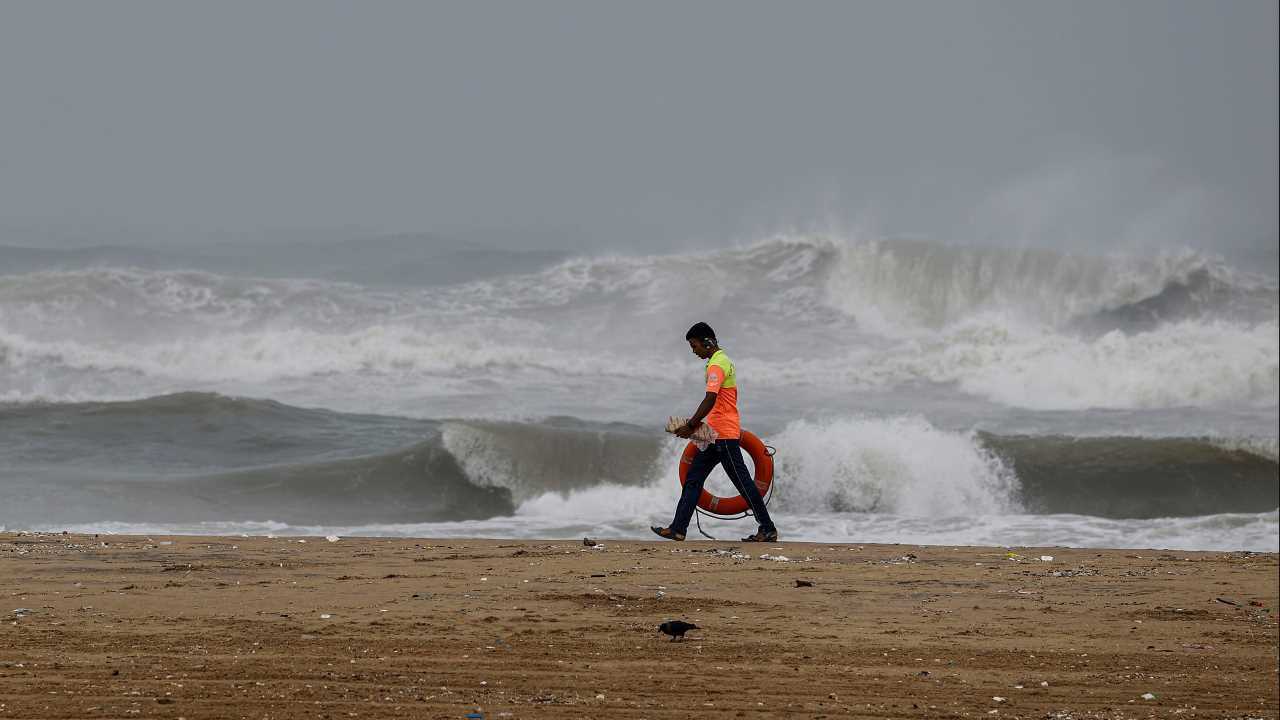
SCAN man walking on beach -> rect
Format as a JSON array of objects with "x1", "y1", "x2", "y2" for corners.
[{"x1": 652, "y1": 322, "x2": 779, "y2": 542}]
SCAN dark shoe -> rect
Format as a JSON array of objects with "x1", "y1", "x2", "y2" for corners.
[
  {"x1": 741, "y1": 529, "x2": 778, "y2": 542},
  {"x1": 651, "y1": 526, "x2": 685, "y2": 541}
]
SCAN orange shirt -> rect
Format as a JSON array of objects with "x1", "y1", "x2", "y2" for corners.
[{"x1": 704, "y1": 350, "x2": 740, "y2": 440}]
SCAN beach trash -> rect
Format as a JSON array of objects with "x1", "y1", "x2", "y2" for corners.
[
  {"x1": 1141, "y1": 692, "x2": 1156, "y2": 700},
  {"x1": 325, "y1": 535, "x2": 340, "y2": 543},
  {"x1": 1039, "y1": 555, "x2": 1054, "y2": 561}
]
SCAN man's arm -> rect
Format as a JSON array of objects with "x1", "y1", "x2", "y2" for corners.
[{"x1": 675, "y1": 392, "x2": 717, "y2": 438}]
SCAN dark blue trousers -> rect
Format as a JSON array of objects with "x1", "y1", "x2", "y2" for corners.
[{"x1": 671, "y1": 439, "x2": 776, "y2": 536}]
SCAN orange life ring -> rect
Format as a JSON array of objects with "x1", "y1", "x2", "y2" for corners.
[{"x1": 678, "y1": 429, "x2": 774, "y2": 517}]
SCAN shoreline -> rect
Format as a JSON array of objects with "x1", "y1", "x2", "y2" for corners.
[{"x1": 2, "y1": 533, "x2": 1277, "y2": 719}]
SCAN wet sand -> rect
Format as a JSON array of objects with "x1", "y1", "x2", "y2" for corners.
[{"x1": 1, "y1": 533, "x2": 1276, "y2": 719}]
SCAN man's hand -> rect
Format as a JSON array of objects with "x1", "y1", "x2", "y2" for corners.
[{"x1": 675, "y1": 393, "x2": 717, "y2": 440}]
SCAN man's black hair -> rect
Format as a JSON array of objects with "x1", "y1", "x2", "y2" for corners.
[{"x1": 685, "y1": 322, "x2": 716, "y2": 342}]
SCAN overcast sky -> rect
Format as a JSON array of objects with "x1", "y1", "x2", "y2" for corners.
[{"x1": 1, "y1": 1, "x2": 1275, "y2": 254}]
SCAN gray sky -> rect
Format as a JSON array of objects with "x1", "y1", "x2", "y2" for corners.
[{"x1": 1, "y1": 1, "x2": 1275, "y2": 254}]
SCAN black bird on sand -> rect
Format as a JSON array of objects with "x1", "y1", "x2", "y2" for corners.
[{"x1": 658, "y1": 620, "x2": 698, "y2": 641}]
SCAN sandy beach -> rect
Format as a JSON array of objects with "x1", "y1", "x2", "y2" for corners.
[{"x1": 1, "y1": 533, "x2": 1276, "y2": 719}]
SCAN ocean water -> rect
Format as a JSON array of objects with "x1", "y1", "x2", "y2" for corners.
[{"x1": 1, "y1": 234, "x2": 1276, "y2": 550}]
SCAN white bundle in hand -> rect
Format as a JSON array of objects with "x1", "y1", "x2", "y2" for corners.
[{"x1": 666, "y1": 416, "x2": 718, "y2": 450}]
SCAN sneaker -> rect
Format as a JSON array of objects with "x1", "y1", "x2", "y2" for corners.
[
  {"x1": 741, "y1": 529, "x2": 778, "y2": 542},
  {"x1": 651, "y1": 526, "x2": 685, "y2": 541}
]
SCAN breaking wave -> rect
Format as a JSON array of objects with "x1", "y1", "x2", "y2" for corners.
[
  {"x1": 1, "y1": 235, "x2": 1275, "y2": 413},
  {"x1": 1, "y1": 395, "x2": 1274, "y2": 533}
]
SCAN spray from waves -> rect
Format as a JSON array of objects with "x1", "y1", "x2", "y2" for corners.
[
  {"x1": 818, "y1": 238, "x2": 1276, "y2": 332},
  {"x1": 0, "y1": 236, "x2": 1275, "y2": 413},
  {"x1": 851, "y1": 317, "x2": 1279, "y2": 411},
  {"x1": 0, "y1": 268, "x2": 405, "y2": 342},
  {"x1": 1, "y1": 401, "x2": 1027, "y2": 528},
  {"x1": 6, "y1": 314, "x2": 1273, "y2": 413},
  {"x1": 497, "y1": 420, "x2": 1278, "y2": 525},
  {"x1": 767, "y1": 416, "x2": 1022, "y2": 515},
  {"x1": 504, "y1": 415, "x2": 1025, "y2": 537},
  {"x1": 1, "y1": 394, "x2": 1276, "y2": 549},
  {"x1": 5, "y1": 236, "x2": 1271, "y2": 340},
  {"x1": 1076, "y1": 266, "x2": 1280, "y2": 334},
  {"x1": 0, "y1": 322, "x2": 617, "y2": 387}
]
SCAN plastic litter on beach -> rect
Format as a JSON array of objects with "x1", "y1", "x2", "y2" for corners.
[
  {"x1": 759, "y1": 554, "x2": 791, "y2": 562},
  {"x1": 1039, "y1": 555, "x2": 1054, "y2": 561},
  {"x1": 1141, "y1": 692, "x2": 1156, "y2": 700},
  {"x1": 325, "y1": 535, "x2": 340, "y2": 543}
]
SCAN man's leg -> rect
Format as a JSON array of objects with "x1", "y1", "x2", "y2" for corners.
[
  {"x1": 670, "y1": 445, "x2": 721, "y2": 536},
  {"x1": 717, "y1": 439, "x2": 777, "y2": 533}
]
